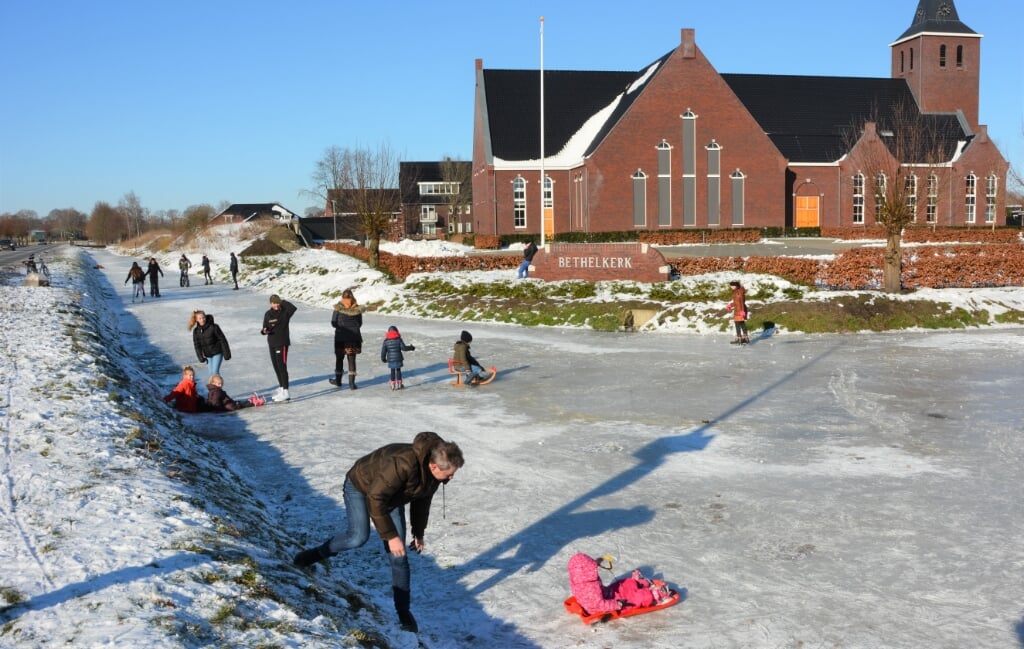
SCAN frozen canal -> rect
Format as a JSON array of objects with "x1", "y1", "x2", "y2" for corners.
[{"x1": 94, "y1": 248, "x2": 1024, "y2": 649}]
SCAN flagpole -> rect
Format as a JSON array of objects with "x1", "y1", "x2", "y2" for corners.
[{"x1": 539, "y1": 16, "x2": 546, "y2": 248}]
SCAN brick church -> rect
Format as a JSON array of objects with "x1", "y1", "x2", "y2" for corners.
[{"x1": 470, "y1": 0, "x2": 1009, "y2": 238}]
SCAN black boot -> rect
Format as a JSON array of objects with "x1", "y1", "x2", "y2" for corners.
[
  {"x1": 394, "y1": 587, "x2": 418, "y2": 632},
  {"x1": 293, "y1": 541, "x2": 332, "y2": 568},
  {"x1": 328, "y1": 373, "x2": 342, "y2": 387},
  {"x1": 348, "y1": 373, "x2": 357, "y2": 390}
]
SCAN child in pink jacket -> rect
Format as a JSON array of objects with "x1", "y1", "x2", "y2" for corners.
[{"x1": 567, "y1": 553, "x2": 671, "y2": 614}]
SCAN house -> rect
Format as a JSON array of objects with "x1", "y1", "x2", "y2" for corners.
[
  {"x1": 399, "y1": 161, "x2": 473, "y2": 238},
  {"x1": 213, "y1": 203, "x2": 299, "y2": 224},
  {"x1": 325, "y1": 188, "x2": 403, "y2": 241},
  {"x1": 471, "y1": 0, "x2": 1009, "y2": 237}
]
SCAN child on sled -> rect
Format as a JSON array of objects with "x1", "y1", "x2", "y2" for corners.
[
  {"x1": 453, "y1": 330, "x2": 488, "y2": 385},
  {"x1": 567, "y1": 553, "x2": 672, "y2": 614}
]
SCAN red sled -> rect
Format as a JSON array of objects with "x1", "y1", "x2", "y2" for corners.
[{"x1": 563, "y1": 589, "x2": 681, "y2": 625}]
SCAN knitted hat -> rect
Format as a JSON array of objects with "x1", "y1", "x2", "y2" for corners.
[{"x1": 460, "y1": 330, "x2": 472, "y2": 343}]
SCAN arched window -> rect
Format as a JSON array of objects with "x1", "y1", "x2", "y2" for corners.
[
  {"x1": 656, "y1": 139, "x2": 672, "y2": 227},
  {"x1": 706, "y1": 140, "x2": 721, "y2": 226},
  {"x1": 730, "y1": 170, "x2": 745, "y2": 225},
  {"x1": 985, "y1": 174, "x2": 997, "y2": 223},
  {"x1": 905, "y1": 174, "x2": 918, "y2": 222},
  {"x1": 632, "y1": 169, "x2": 647, "y2": 227},
  {"x1": 874, "y1": 173, "x2": 887, "y2": 220},
  {"x1": 852, "y1": 173, "x2": 865, "y2": 224},
  {"x1": 926, "y1": 173, "x2": 939, "y2": 223},
  {"x1": 910, "y1": 47, "x2": 914, "y2": 70},
  {"x1": 956, "y1": 45, "x2": 963, "y2": 67},
  {"x1": 965, "y1": 173, "x2": 977, "y2": 224},
  {"x1": 513, "y1": 176, "x2": 527, "y2": 228},
  {"x1": 681, "y1": 109, "x2": 698, "y2": 226},
  {"x1": 939, "y1": 44, "x2": 947, "y2": 67}
]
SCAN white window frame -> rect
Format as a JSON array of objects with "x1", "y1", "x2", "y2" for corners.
[{"x1": 513, "y1": 176, "x2": 527, "y2": 229}]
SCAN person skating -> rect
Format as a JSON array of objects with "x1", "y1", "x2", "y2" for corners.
[
  {"x1": 178, "y1": 254, "x2": 192, "y2": 287},
  {"x1": 727, "y1": 280, "x2": 750, "y2": 344},
  {"x1": 229, "y1": 252, "x2": 240, "y2": 290},
  {"x1": 452, "y1": 330, "x2": 487, "y2": 384},
  {"x1": 201, "y1": 254, "x2": 212, "y2": 285},
  {"x1": 124, "y1": 261, "x2": 146, "y2": 303},
  {"x1": 381, "y1": 325, "x2": 415, "y2": 390},
  {"x1": 261, "y1": 294, "x2": 297, "y2": 402},
  {"x1": 145, "y1": 257, "x2": 164, "y2": 297},
  {"x1": 329, "y1": 289, "x2": 363, "y2": 390},
  {"x1": 190, "y1": 309, "x2": 231, "y2": 379},
  {"x1": 292, "y1": 432, "x2": 464, "y2": 634}
]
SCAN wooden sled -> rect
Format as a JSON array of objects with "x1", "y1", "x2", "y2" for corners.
[
  {"x1": 448, "y1": 359, "x2": 497, "y2": 387},
  {"x1": 563, "y1": 590, "x2": 681, "y2": 625}
]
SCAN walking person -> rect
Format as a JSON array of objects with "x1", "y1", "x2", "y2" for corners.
[
  {"x1": 727, "y1": 280, "x2": 750, "y2": 344},
  {"x1": 190, "y1": 309, "x2": 231, "y2": 379},
  {"x1": 178, "y1": 254, "x2": 192, "y2": 287},
  {"x1": 517, "y1": 240, "x2": 538, "y2": 279},
  {"x1": 124, "y1": 261, "x2": 146, "y2": 303},
  {"x1": 329, "y1": 288, "x2": 364, "y2": 390},
  {"x1": 146, "y1": 257, "x2": 164, "y2": 297},
  {"x1": 292, "y1": 432, "x2": 465, "y2": 633},
  {"x1": 381, "y1": 325, "x2": 415, "y2": 390},
  {"x1": 229, "y1": 252, "x2": 239, "y2": 290},
  {"x1": 261, "y1": 294, "x2": 297, "y2": 402},
  {"x1": 201, "y1": 254, "x2": 213, "y2": 285}
]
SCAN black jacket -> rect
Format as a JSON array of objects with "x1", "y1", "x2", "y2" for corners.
[
  {"x1": 262, "y1": 300, "x2": 297, "y2": 348},
  {"x1": 331, "y1": 304, "x2": 363, "y2": 344},
  {"x1": 193, "y1": 314, "x2": 231, "y2": 362}
]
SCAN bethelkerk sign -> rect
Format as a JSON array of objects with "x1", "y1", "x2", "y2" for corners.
[{"x1": 529, "y1": 242, "x2": 671, "y2": 282}]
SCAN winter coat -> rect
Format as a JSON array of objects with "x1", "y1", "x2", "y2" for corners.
[
  {"x1": 125, "y1": 265, "x2": 145, "y2": 284},
  {"x1": 146, "y1": 261, "x2": 163, "y2": 280},
  {"x1": 179, "y1": 256, "x2": 191, "y2": 271},
  {"x1": 346, "y1": 432, "x2": 447, "y2": 542},
  {"x1": 205, "y1": 383, "x2": 242, "y2": 412},
  {"x1": 332, "y1": 302, "x2": 364, "y2": 344},
  {"x1": 381, "y1": 326, "x2": 414, "y2": 368},
  {"x1": 262, "y1": 300, "x2": 297, "y2": 348},
  {"x1": 229, "y1": 255, "x2": 239, "y2": 273},
  {"x1": 730, "y1": 286, "x2": 748, "y2": 322},
  {"x1": 452, "y1": 340, "x2": 479, "y2": 370},
  {"x1": 567, "y1": 554, "x2": 656, "y2": 615},
  {"x1": 201, "y1": 256, "x2": 211, "y2": 272},
  {"x1": 164, "y1": 377, "x2": 202, "y2": 413},
  {"x1": 523, "y1": 241, "x2": 538, "y2": 262},
  {"x1": 193, "y1": 314, "x2": 231, "y2": 363}
]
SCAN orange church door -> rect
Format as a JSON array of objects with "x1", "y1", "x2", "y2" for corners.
[{"x1": 795, "y1": 195, "x2": 820, "y2": 228}]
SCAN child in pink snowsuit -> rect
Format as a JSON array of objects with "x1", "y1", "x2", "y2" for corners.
[{"x1": 567, "y1": 553, "x2": 670, "y2": 614}]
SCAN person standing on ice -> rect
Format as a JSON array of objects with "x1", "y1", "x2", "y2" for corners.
[
  {"x1": 381, "y1": 325, "x2": 415, "y2": 390},
  {"x1": 261, "y1": 294, "x2": 297, "y2": 402},
  {"x1": 200, "y1": 254, "x2": 213, "y2": 285},
  {"x1": 727, "y1": 279, "x2": 750, "y2": 344},
  {"x1": 229, "y1": 252, "x2": 240, "y2": 290},
  {"x1": 145, "y1": 257, "x2": 164, "y2": 297},
  {"x1": 178, "y1": 254, "x2": 192, "y2": 287},
  {"x1": 124, "y1": 261, "x2": 146, "y2": 303},
  {"x1": 292, "y1": 431, "x2": 464, "y2": 634},
  {"x1": 190, "y1": 309, "x2": 231, "y2": 379},
  {"x1": 329, "y1": 288, "x2": 363, "y2": 390}
]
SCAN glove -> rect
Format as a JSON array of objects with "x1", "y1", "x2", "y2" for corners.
[{"x1": 408, "y1": 345, "x2": 415, "y2": 351}]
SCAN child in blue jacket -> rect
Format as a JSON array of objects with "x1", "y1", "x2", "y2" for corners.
[{"x1": 380, "y1": 325, "x2": 415, "y2": 390}]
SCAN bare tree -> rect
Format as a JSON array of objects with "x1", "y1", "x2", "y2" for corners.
[
  {"x1": 847, "y1": 102, "x2": 953, "y2": 293},
  {"x1": 312, "y1": 143, "x2": 400, "y2": 267},
  {"x1": 118, "y1": 191, "x2": 147, "y2": 239},
  {"x1": 182, "y1": 204, "x2": 216, "y2": 234},
  {"x1": 439, "y1": 155, "x2": 472, "y2": 234}
]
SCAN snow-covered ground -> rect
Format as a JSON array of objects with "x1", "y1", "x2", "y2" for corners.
[{"x1": 2, "y1": 235, "x2": 1023, "y2": 648}]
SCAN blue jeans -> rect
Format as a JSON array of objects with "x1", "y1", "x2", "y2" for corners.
[
  {"x1": 326, "y1": 478, "x2": 410, "y2": 592},
  {"x1": 206, "y1": 354, "x2": 223, "y2": 378},
  {"x1": 517, "y1": 259, "x2": 530, "y2": 278}
]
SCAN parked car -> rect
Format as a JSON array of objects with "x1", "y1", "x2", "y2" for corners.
[{"x1": 0, "y1": 239, "x2": 16, "y2": 250}]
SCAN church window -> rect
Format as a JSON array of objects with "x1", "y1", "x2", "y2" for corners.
[
  {"x1": 956, "y1": 45, "x2": 963, "y2": 67},
  {"x1": 985, "y1": 174, "x2": 997, "y2": 224},
  {"x1": 905, "y1": 174, "x2": 918, "y2": 222},
  {"x1": 926, "y1": 174, "x2": 938, "y2": 223},
  {"x1": 939, "y1": 45, "x2": 946, "y2": 67},
  {"x1": 632, "y1": 170, "x2": 647, "y2": 227},
  {"x1": 965, "y1": 173, "x2": 976, "y2": 224},
  {"x1": 657, "y1": 140, "x2": 672, "y2": 226},
  {"x1": 681, "y1": 109, "x2": 697, "y2": 226},
  {"x1": 852, "y1": 173, "x2": 865, "y2": 224},
  {"x1": 706, "y1": 141, "x2": 721, "y2": 226},
  {"x1": 513, "y1": 176, "x2": 527, "y2": 228},
  {"x1": 730, "y1": 170, "x2": 745, "y2": 225}
]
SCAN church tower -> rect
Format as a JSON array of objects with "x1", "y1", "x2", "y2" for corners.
[{"x1": 890, "y1": 0, "x2": 980, "y2": 127}]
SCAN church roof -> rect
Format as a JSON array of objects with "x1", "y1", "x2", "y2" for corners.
[{"x1": 895, "y1": 0, "x2": 977, "y2": 41}]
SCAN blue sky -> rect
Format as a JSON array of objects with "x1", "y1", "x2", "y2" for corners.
[{"x1": 1, "y1": 0, "x2": 1021, "y2": 218}]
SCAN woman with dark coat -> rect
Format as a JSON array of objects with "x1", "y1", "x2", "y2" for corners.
[
  {"x1": 190, "y1": 309, "x2": 231, "y2": 379},
  {"x1": 330, "y1": 288, "x2": 364, "y2": 390},
  {"x1": 292, "y1": 432, "x2": 465, "y2": 633},
  {"x1": 145, "y1": 257, "x2": 164, "y2": 297}
]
